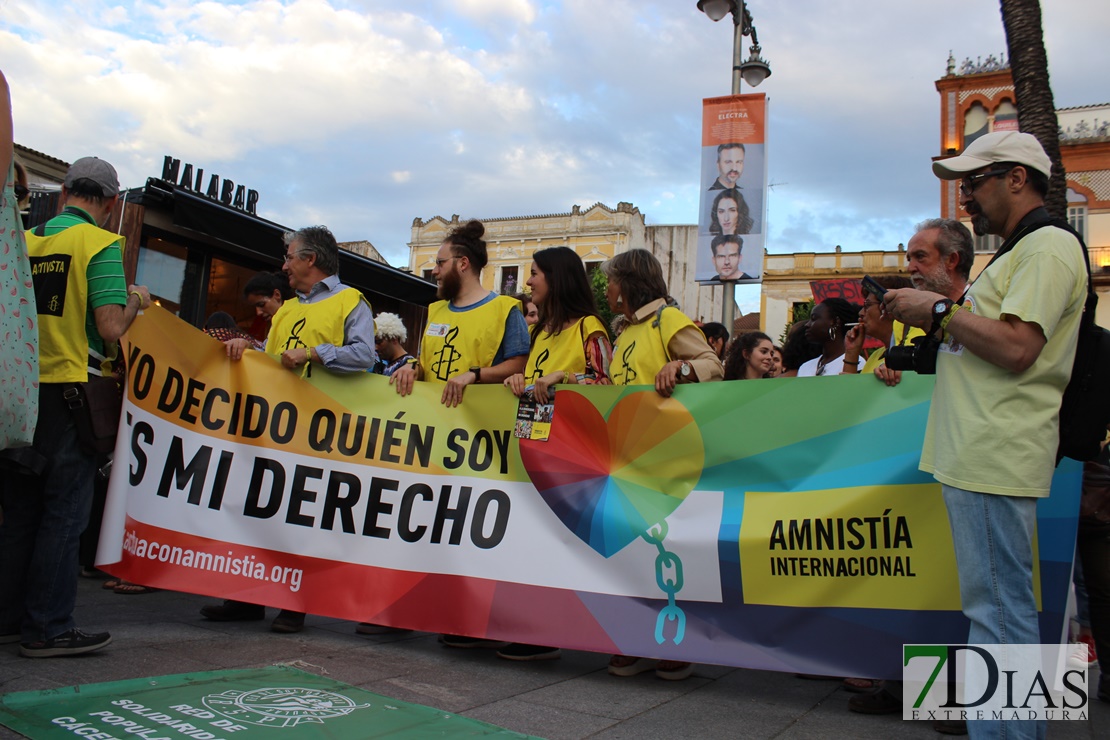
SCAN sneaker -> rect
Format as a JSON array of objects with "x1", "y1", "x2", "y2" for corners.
[
  {"x1": 655, "y1": 660, "x2": 694, "y2": 681},
  {"x1": 496, "y1": 643, "x2": 562, "y2": 661},
  {"x1": 0, "y1": 633, "x2": 21, "y2": 645},
  {"x1": 848, "y1": 687, "x2": 902, "y2": 715},
  {"x1": 933, "y1": 718, "x2": 969, "y2": 735},
  {"x1": 439, "y1": 634, "x2": 508, "y2": 649},
  {"x1": 1067, "y1": 636, "x2": 1098, "y2": 670},
  {"x1": 270, "y1": 610, "x2": 305, "y2": 634},
  {"x1": 355, "y1": 622, "x2": 412, "y2": 636},
  {"x1": 607, "y1": 655, "x2": 656, "y2": 677},
  {"x1": 20, "y1": 628, "x2": 111, "y2": 658},
  {"x1": 199, "y1": 601, "x2": 265, "y2": 622}
]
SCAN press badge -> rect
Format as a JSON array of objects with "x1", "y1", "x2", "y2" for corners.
[{"x1": 425, "y1": 323, "x2": 450, "y2": 337}]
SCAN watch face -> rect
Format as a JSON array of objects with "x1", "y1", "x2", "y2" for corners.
[{"x1": 934, "y1": 301, "x2": 950, "y2": 315}]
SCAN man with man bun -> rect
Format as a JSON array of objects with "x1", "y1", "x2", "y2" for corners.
[{"x1": 391, "y1": 219, "x2": 528, "y2": 408}]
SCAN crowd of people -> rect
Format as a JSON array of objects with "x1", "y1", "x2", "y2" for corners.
[{"x1": 0, "y1": 62, "x2": 1106, "y2": 739}]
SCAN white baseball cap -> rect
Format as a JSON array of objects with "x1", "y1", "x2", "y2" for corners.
[{"x1": 932, "y1": 131, "x2": 1052, "y2": 180}]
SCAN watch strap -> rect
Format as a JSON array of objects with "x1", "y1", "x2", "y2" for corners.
[{"x1": 939, "y1": 303, "x2": 963, "y2": 332}]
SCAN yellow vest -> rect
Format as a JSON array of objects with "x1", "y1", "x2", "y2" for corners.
[
  {"x1": 25, "y1": 223, "x2": 122, "y2": 383},
  {"x1": 610, "y1": 306, "x2": 693, "y2": 386},
  {"x1": 420, "y1": 295, "x2": 519, "y2": 382},
  {"x1": 266, "y1": 287, "x2": 366, "y2": 363},
  {"x1": 525, "y1": 316, "x2": 607, "y2": 383},
  {"x1": 861, "y1": 320, "x2": 925, "y2": 374}
]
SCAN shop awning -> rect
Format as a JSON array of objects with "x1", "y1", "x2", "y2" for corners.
[{"x1": 135, "y1": 178, "x2": 436, "y2": 306}]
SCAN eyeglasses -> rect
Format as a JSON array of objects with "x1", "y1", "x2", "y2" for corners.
[
  {"x1": 434, "y1": 257, "x2": 459, "y2": 268},
  {"x1": 959, "y1": 167, "x2": 1013, "y2": 197},
  {"x1": 283, "y1": 251, "x2": 308, "y2": 263},
  {"x1": 863, "y1": 299, "x2": 881, "y2": 309}
]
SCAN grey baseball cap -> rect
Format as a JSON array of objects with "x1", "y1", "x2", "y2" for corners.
[{"x1": 63, "y1": 156, "x2": 120, "y2": 196}]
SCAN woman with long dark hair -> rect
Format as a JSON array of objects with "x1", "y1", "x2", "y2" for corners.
[
  {"x1": 505, "y1": 247, "x2": 611, "y2": 404},
  {"x1": 708, "y1": 188, "x2": 753, "y2": 236},
  {"x1": 723, "y1": 331, "x2": 776, "y2": 380},
  {"x1": 797, "y1": 298, "x2": 860, "y2": 377},
  {"x1": 501, "y1": 248, "x2": 611, "y2": 661}
]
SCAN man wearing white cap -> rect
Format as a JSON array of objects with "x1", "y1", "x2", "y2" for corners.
[
  {"x1": 885, "y1": 131, "x2": 1087, "y2": 738},
  {"x1": 0, "y1": 157, "x2": 150, "y2": 657}
]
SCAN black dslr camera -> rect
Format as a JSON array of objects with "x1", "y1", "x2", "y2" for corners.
[{"x1": 885, "y1": 334, "x2": 941, "y2": 375}]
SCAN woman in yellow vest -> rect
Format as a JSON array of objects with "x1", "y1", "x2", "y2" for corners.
[
  {"x1": 504, "y1": 247, "x2": 611, "y2": 404},
  {"x1": 839, "y1": 276, "x2": 923, "y2": 376},
  {"x1": 604, "y1": 249, "x2": 722, "y2": 397},
  {"x1": 499, "y1": 248, "x2": 611, "y2": 662},
  {"x1": 600, "y1": 249, "x2": 722, "y2": 682}
]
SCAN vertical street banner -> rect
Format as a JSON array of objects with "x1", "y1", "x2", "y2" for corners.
[
  {"x1": 697, "y1": 93, "x2": 768, "y2": 285},
  {"x1": 97, "y1": 308, "x2": 1081, "y2": 680}
]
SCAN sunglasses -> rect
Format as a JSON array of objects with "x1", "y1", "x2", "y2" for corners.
[{"x1": 13, "y1": 183, "x2": 30, "y2": 201}]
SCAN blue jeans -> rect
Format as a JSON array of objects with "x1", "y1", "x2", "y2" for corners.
[
  {"x1": 0, "y1": 384, "x2": 98, "y2": 642},
  {"x1": 942, "y1": 484, "x2": 1044, "y2": 740}
]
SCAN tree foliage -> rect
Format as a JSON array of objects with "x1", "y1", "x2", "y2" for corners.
[
  {"x1": 590, "y1": 268, "x2": 618, "y2": 337},
  {"x1": 999, "y1": 0, "x2": 1066, "y2": 218},
  {"x1": 779, "y1": 300, "x2": 813, "y2": 345}
]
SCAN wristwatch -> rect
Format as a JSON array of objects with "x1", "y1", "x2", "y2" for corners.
[
  {"x1": 930, "y1": 299, "x2": 954, "y2": 335},
  {"x1": 679, "y1": 361, "x2": 692, "y2": 378},
  {"x1": 469, "y1": 365, "x2": 482, "y2": 383}
]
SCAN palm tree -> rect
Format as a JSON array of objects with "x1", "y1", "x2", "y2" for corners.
[{"x1": 999, "y1": 0, "x2": 1066, "y2": 218}]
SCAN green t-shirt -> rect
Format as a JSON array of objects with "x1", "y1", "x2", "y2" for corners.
[{"x1": 920, "y1": 224, "x2": 1087, "y2": 497}]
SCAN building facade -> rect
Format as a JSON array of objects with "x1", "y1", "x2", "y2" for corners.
[{"x1": 935, "y1": 54, "x2": 1110, "y2": 325}]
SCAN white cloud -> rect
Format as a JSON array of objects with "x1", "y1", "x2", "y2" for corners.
[
  {"x1": 453, "y1": 0, "x2": 537, "y2": 25},
  {"x1": 1, "y1": 0, "x2": 1106, "y2": 270}
]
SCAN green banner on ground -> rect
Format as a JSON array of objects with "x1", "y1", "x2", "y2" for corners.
[{"x1": 0, "y1": 666, "x2": 534, "y2": 739}]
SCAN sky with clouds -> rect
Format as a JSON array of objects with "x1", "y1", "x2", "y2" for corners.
[{"x1": 2, "y1": 0, "x2": 1107, "y2": 311}]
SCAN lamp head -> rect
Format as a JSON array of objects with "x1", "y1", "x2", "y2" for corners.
[
  {"x1": 697, "y1": 0, "x2": 733, "y2": 23},
  {"x1": 739, "y1": 44, "x2": 772, "y2": 87}
]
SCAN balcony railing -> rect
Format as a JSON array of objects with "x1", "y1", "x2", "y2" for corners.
[{"x1": 1090, "y1": 247, "x2": 1110, "y2": 278}]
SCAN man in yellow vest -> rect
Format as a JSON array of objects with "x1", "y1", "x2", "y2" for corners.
[
  {"x1": 389, "y1": 218, "x2": 528, "y2": 647},
  {"x1": 0, "y1": 156, "x2": 151, "y2": 658},
  {"x1": 391, "y1": 219, "x2": 528, "y2": 407},
  {"x1": 205, "y1": 225, "x2": 375, "y2": 633}
]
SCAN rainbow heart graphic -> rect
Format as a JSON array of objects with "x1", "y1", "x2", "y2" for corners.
[{"x1": 519, "y1": 390, "x2": 704, "y2": 557}]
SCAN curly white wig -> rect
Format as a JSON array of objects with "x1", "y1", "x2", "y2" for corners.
[{"x1": 374, "y1": 312, "x2": 407, "y2": 342}]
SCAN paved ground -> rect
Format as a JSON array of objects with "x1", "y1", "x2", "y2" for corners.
[{"x1": 0, "y1": 579, "x2": 1106, "y2": 739}]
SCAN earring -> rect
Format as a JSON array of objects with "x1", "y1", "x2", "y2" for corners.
[
  {"x1": 616, "y1": 295, "x2": 623, "y2": 307},
  {"x1": 828, "y1": 326, "x2": 836, "y2": 341}
]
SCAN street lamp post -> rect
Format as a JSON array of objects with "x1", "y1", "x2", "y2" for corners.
[{"x1": 696, "y1": 0, "x2": 771, "y2": 335}]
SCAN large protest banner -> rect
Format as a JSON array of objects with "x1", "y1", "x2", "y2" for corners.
[{"x1": 98, "y1": 307, "x2": 1081, "y2": 679}]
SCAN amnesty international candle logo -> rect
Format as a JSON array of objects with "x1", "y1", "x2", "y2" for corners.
[
  {"x1": 431, "y1": 325, "x2": 463, "y2": 380},
  {"x1": 282, "y1": 318, "x2": 308, "y2": 352},
  {"x1": 739, "y1": 484, "x2": 997, "y2": 610},
  {"x1": 202, "y1": 686, "x2": 371, "y2": 727}
]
